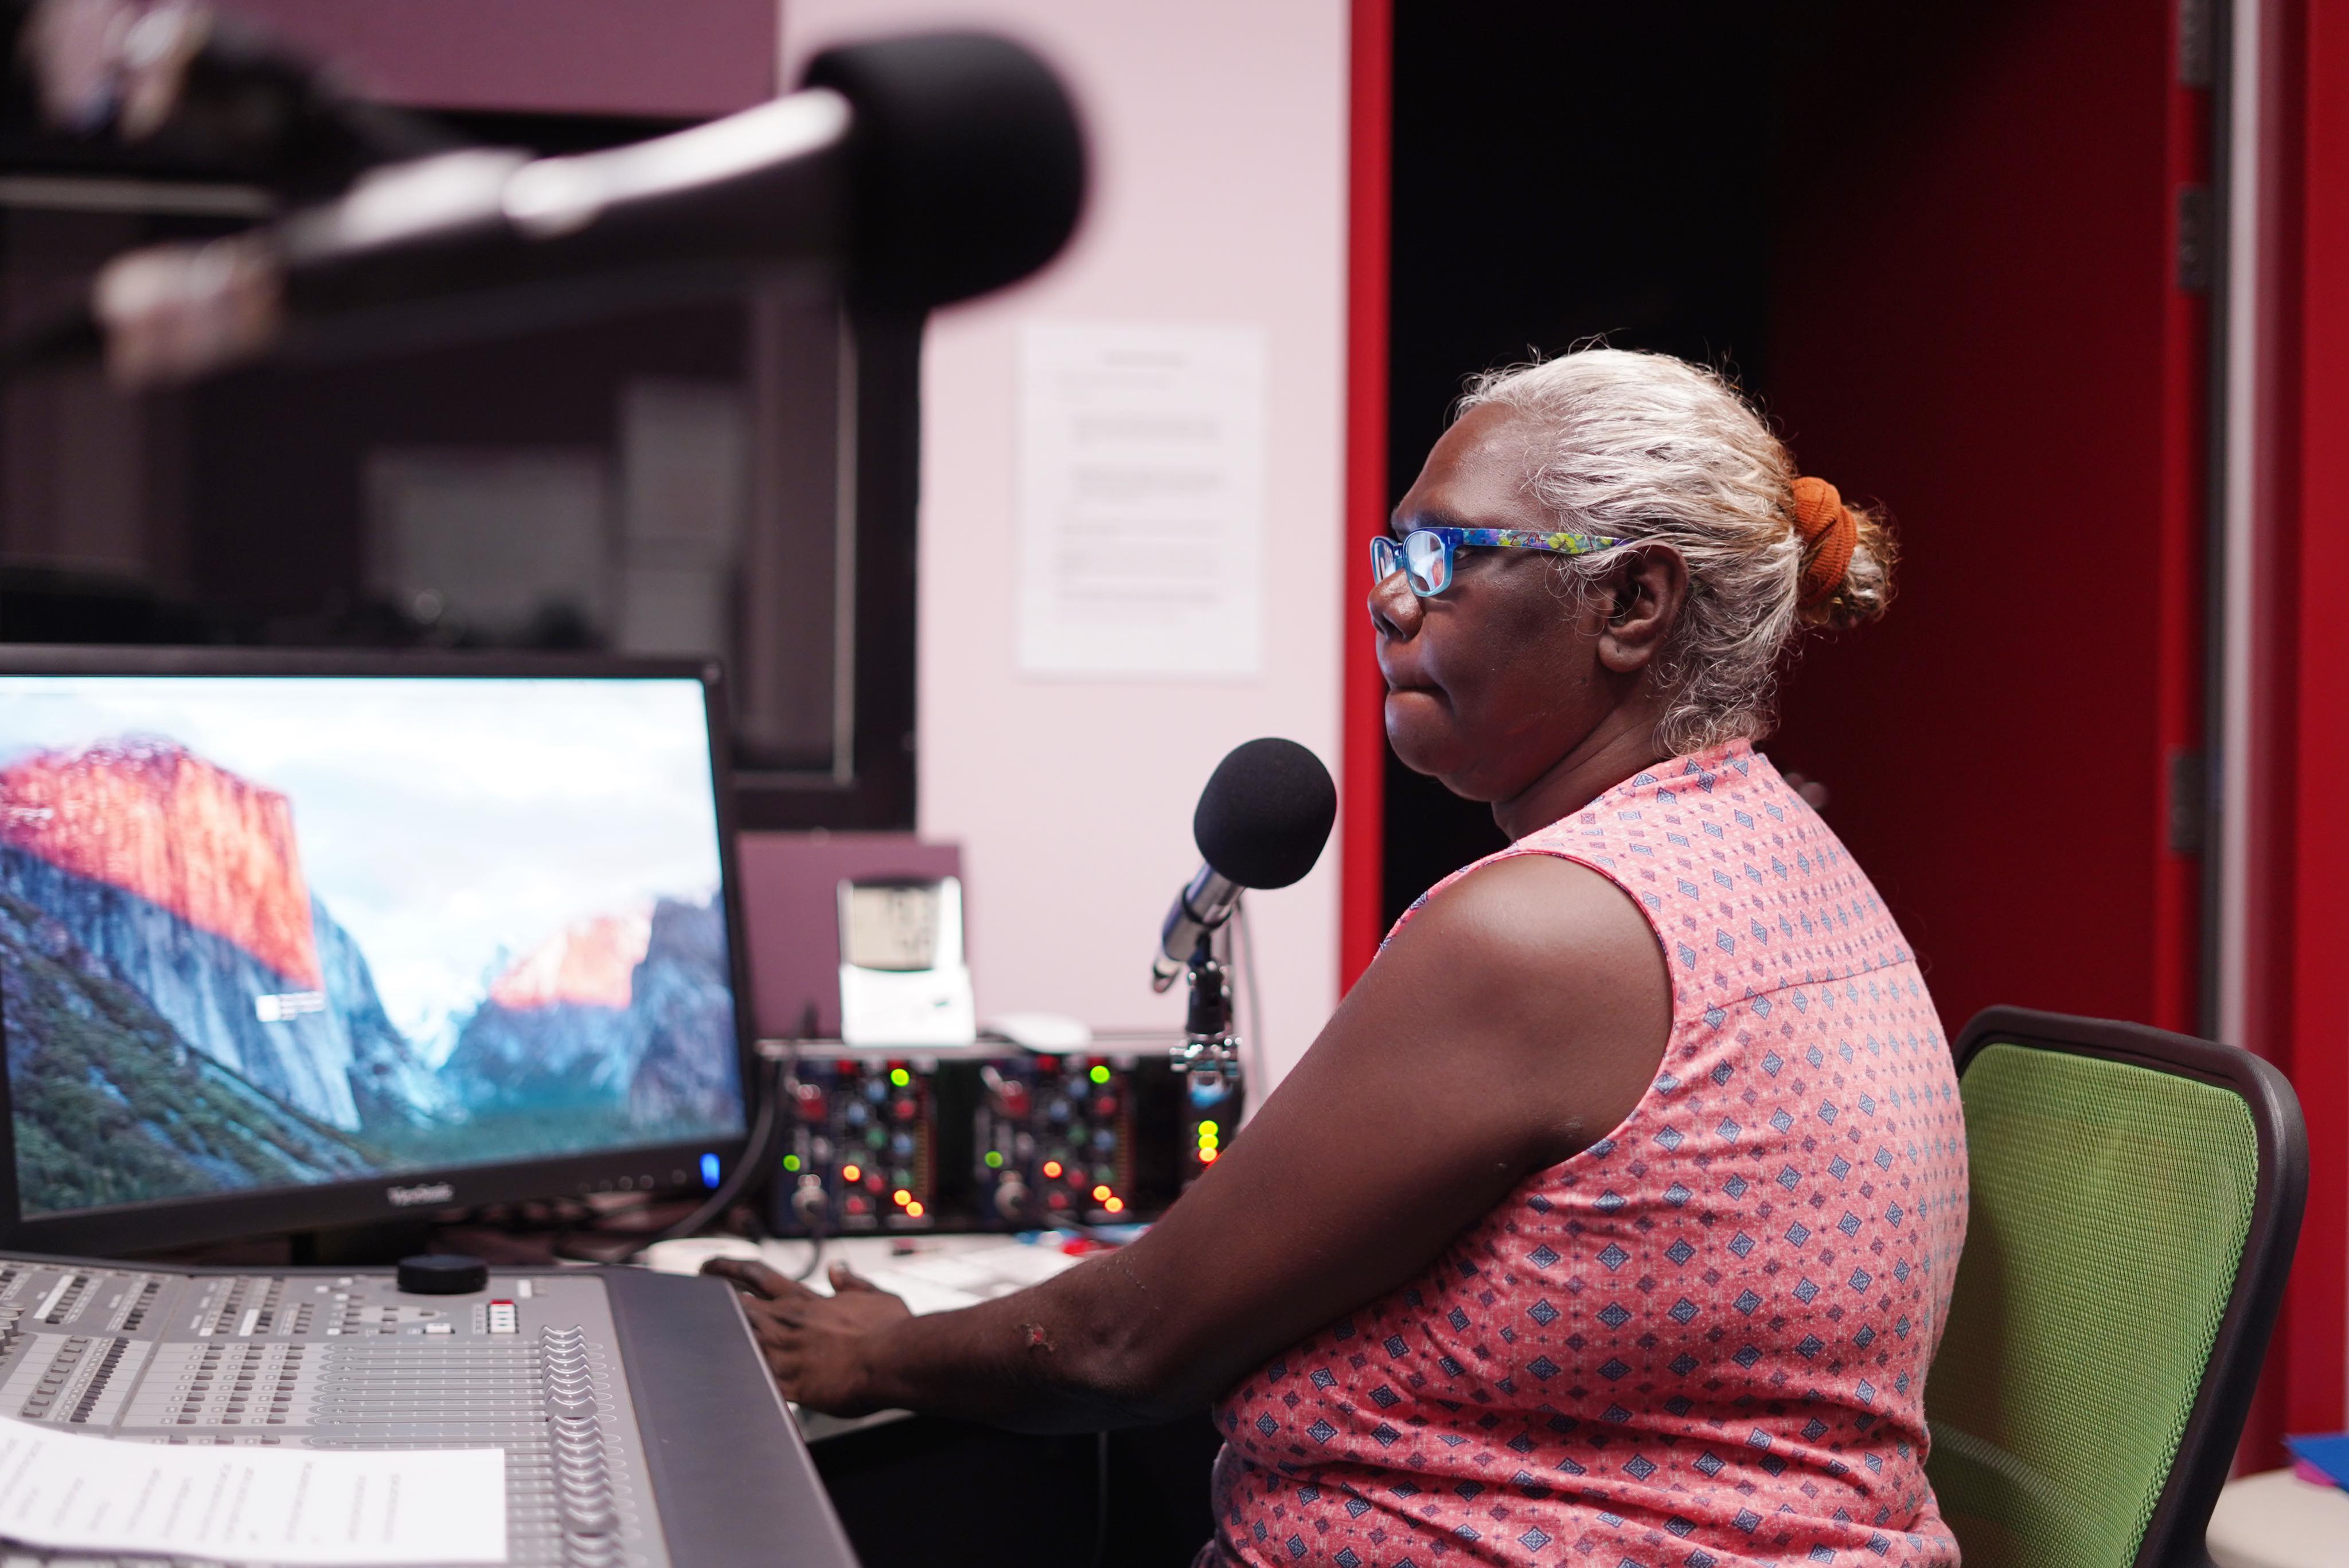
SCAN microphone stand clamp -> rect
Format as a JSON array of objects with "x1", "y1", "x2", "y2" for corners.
[{"x1": 1171, "y1": 929, "x2": 1242, "y2": 1095}]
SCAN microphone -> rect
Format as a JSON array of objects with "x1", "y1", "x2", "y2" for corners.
[
  {"x1": 1152, "y1": 738, "x2": 1337, "y2": 992},
  {"x1": 65, "y1": 31, "x2": 1084, "y2": 387}
]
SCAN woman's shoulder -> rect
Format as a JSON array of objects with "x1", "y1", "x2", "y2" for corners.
[
  {"x1": 1384, "y1": 740, "x2": 1774, "y2": 942},
  {"x1": 1406, "y1": 851, "x2": 1653, "y2": 964},
  {"x1": 1373, "y1": 849, "x2": 1669, "y2": 1053}
]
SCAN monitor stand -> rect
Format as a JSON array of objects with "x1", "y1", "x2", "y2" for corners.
[{"x1": 286, "y1": 1217, "x2": 435, "y2": 1267}]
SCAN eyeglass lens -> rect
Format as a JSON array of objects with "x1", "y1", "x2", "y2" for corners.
[{"x1": 1403, "y1": 531, "x2": 1450, "y2": 594}]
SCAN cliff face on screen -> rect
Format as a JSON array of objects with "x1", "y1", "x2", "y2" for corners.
[
  {"x1": 0, "y1": 735, "x2": 740, "y2": 1215},
  {"x1": 0, "y1": 889, "x2": 377, "y2": 1214},
  {"x1": 442, "y1": 899, "x2": 739, "y2": 1132},
  {"x1": 1, "y1": 739, "x2": 322, "y2": 988}
]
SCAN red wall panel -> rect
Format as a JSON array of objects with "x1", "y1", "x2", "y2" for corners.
[
  {"x1": 1341, "y1": 0, "x2": 1392, "y2": 989},
  {"x1": 2272, "y1": 0, "x2": 2349, "y2": 1442},
  {"x1": 1764, "y1": 2, "x2": 2207, "y2": 1039}
]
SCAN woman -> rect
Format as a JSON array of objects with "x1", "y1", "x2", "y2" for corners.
[{"x1": 708, "y1": 348, "x2": 1968, "y2": 1567}]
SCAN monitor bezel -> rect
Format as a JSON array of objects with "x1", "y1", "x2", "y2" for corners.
[{"x1": 0, "y1": 645, "x2": 762, "y2": 1255}]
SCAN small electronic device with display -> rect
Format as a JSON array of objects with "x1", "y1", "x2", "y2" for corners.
[
  {"x1": 0, "y1": 649, "x2": 759, "y2": 1255},
  {"x1": 836, "y1": 875, "x2": 976, "y2": 1047}
]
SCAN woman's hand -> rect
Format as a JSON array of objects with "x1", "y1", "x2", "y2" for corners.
[
  {"x1": 701, "y1": 1257, "x2": 913, "y2": 1415},
  {"x1": 685, "y1": 855, "x2": 1667, "y2": 1437}
]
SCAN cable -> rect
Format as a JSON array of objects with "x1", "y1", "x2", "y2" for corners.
[
  {"x1": 1089, "y1": 1429, "x2": 1111, "y2": 1568},
  {"x1": 1231, "y1": 892, "x2": 1267, "y2": 1105},
  {"x1": 628, "y1": 1047, "x2": 786, "y2": 1260},
  {"x1": 785, "y1": 1170, "x2": 829, "y2": 1284}
]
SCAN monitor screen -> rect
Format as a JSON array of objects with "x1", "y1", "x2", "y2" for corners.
[{"x1": 0, "y1": 664, "x2": 750, "y2": 1231}]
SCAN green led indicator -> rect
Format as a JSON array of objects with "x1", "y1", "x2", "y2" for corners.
[
  {"x1": 1089, "y1": 1065, "x2": 1111, "y2": 1084},
  {"x1": 1197, "y1": 1120, "x2": 1219, "y2": 1136},
  {"x1": 889, "y1": 1067, "x2": 911, "y2": 1088},
  {"x1": 782, "y1": 1154, "x2": 801, "y2": 1172},
  {"x1": 984, "y1": 1150, "x2": 1004, "y2": 1169}
]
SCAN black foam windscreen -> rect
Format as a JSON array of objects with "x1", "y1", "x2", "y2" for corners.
[
  {"x1": 802, "y1": 32, "x2": 1086, "y2": 312},
  {"x1": 1192, "y1": 738, "x2": 1337, "y2": 891}
]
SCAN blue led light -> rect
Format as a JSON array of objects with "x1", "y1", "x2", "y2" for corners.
[{"x1": 700, "y1": 1152, "x2": 721, "y2": 1188}]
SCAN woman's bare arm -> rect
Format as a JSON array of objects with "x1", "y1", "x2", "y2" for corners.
[{"x1": 706, "y1": 851, "x2": 1671, "y2": 1430}]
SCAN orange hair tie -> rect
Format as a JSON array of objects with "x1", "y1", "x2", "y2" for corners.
[{"x1": 1789, "y1": 475, "x2": 1858, "y2": 609}]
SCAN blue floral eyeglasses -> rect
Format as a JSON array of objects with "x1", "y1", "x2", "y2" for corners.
[{"x1": 1370, "y1": 526, "x2": 1627, "y2": 598}]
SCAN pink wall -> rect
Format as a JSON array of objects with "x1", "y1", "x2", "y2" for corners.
[
  {"x1": 781, "y1": 1, "x2": 1351, "y2": 1081},
  {"x1": 223, "y1": 1, "x2": 776, "y2": 118}
]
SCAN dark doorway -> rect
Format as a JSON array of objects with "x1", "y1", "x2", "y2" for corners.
[
  {"x1": 1380, "y1": 1, "x2": 2208, "y2": 1039},
  {"x1": 1383, "y1": 3, "x2": 1778, "y2": 922}
]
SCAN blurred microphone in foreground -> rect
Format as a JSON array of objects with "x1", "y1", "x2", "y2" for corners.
[{"x1": 1, "y1": 5, "x2": 1086, "y2": 388}]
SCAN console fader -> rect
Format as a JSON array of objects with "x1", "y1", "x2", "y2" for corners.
[{"x1": 0, "y1": 1254, "x2": 854, "y2": 1568}]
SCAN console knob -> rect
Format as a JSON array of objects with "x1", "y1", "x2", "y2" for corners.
[{"x1": 396, "y1": 1254, "x2": 489, "y2": 1295}]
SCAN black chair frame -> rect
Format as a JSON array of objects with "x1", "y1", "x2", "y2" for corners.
[{"x1": 1949, "y1": 1006, "x2": 2308, "y2": 1568}]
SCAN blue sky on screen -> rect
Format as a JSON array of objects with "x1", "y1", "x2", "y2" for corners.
[{"x1": 0, "y1": 675, "x2": 724, "y2": 1060}]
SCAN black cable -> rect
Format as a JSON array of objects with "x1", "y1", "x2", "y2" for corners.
[
  {"x1": 1089, "y1": 1428, "x2": 1111, "y2": 1568},
  {"x1": 627, "y1": 1047, "x2": 786, "y2": 1260},
  {"x1": 788, "y1": 1218, "x2": 828, "y2": 1284},
  {"x1": 1231, "y1": 894, "x2": 1266, "y2": 1100}
]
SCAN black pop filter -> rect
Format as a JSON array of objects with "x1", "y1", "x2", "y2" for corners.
[{"x1": 1193, "y1": 738, "x2": 1337, "y2": 891}]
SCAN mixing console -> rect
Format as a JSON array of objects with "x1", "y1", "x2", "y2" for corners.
[{"x1": 0, "y1": 1254, "x2": 852, "y2": 1568}]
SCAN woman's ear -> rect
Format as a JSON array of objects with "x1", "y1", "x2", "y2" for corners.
[{"x1": 1595, "y1": 544, "x2": 1688, "y2": 674}]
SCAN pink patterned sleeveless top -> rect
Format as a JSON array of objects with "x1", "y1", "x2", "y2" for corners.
[{"x1": 1201, "y1": 742, "x2": 1968, "y2": 1568}]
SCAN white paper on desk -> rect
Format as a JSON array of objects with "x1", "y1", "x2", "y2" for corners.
[
  {"x1": 1017, "y1": 321, "x2": 1269, "y2": 680},
  {"x1": 0, "y1": 1417, "x2": 506, "y2": 1565}
]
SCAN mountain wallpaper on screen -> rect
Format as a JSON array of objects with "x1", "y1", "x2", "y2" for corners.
[{"x1": 0, "y1": 736, "x2": 738, "y2": 1215}]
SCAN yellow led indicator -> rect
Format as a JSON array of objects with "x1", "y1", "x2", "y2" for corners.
[
  {"x1": 906, "y1": 1200, "x2": 925, "y2": 1218},
  {"x1": 889, "y1": 1068, "x2": 911, "y2": 1088},
  {"x1": 1105, "y1": 1196, "x2": 1125, "y2": 1214},
  {"x1": 893, "y1": 1188, "x2": 911, "y2": 1206},
  {"x1": 842, "y1": 1164, "x2": 862, "y2": 1183},
  {"x1": 1091, "y1": 1184, "x2": 1112, "y2": 1202},
  {"x1": 984, "y1": 1150, "x2": 1004, "y2": 1169},
  {"x1": 1197, "y1": 1120, "x2": 1219, "y2": 1136},
  {"x1": 1089, "y1": 1065, "x2": 1111, "y2": 1084},
  {"x1": 782, "y1": 1155, "x2": 801, "y2": 1172}
]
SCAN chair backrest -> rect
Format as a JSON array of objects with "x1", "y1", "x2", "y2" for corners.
[{"x1": 1924, "y1": 1007, "x2": 2306, "y2": 1568}]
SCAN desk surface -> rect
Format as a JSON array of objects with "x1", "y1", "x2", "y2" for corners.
[
  {"x1": 641, "y1": 1231, "x2": 1095, "y2": 1310},
  {"x1": 640, "y1": 1232, "x2": 1096, "y2": 1442}
]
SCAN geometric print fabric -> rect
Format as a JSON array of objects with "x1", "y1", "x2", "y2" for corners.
[{"x1": 1199, "y1": 742, "x2": 1970, "y2": 1567}]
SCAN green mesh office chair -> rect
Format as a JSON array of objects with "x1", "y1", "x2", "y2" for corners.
[{"x1": 1925, "y1": 1007, "x2": 2307, "y2": 1568}]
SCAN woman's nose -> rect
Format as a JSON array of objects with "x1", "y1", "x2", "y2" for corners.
[{"x1": 1369, "y1": 571, "x2": 1421, "y2": 641}]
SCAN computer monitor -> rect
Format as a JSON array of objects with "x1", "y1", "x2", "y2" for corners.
[{"x1": 0, "y1": 649, "x2": 756, "y2": 1254}]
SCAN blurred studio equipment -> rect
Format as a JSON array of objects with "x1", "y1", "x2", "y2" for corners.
[{"x1": 0, "y1": 0, "x2": 1086, "y2": 831}]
